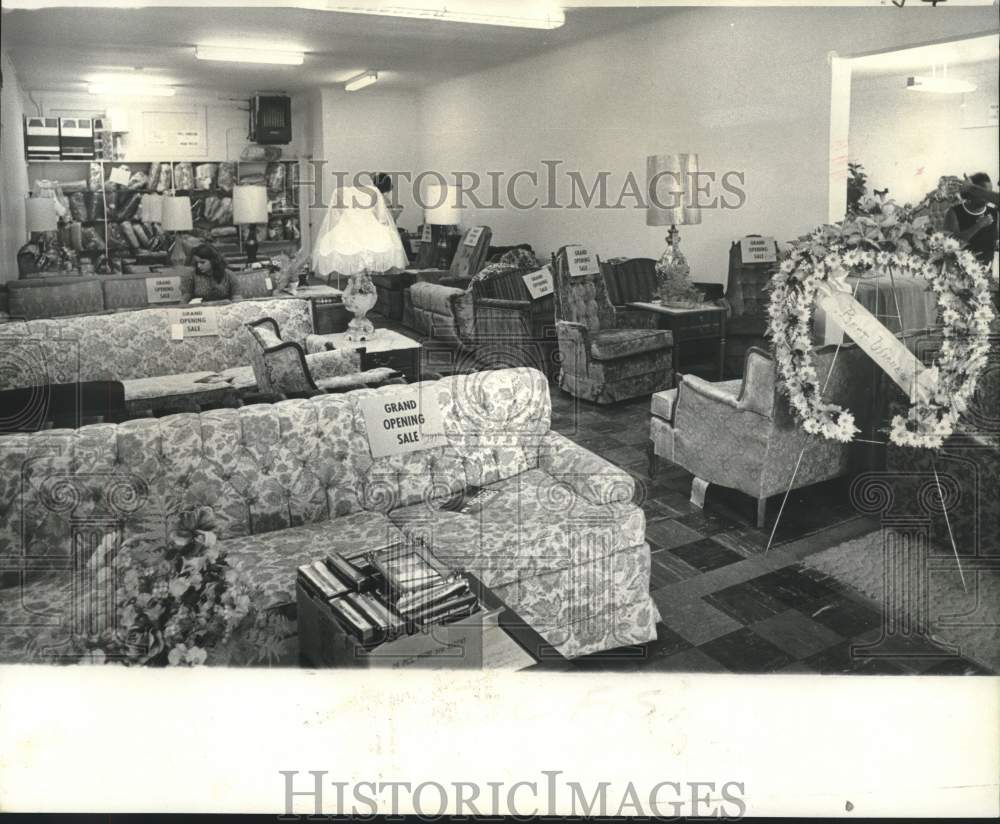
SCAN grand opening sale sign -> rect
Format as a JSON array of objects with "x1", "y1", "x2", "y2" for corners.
[{"x1": 360, "y1": 387, "x2": 445, "y2": 458}]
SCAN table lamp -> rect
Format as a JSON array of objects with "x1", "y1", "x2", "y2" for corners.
[
  {"x1": 423, "y1": 182, "x2": 461, "y2": 269},
  {"x1": 140, "y1": 193, "x2": 163, "y2": 224},
  {"x1": 646, "y1": 153, "x2": 703, "y2": 306},
  {"x1": 161, "y1": 194, "x2": 193, "y2": 268},
  {"x1": 233, "y1": 184, "x2": 269, "y2": 263},
  {"x1": 26, "y1": 196, "x2": 59, "y2": 239}
]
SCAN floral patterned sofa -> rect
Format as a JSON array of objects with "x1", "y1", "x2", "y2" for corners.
[
  {"x1": 0, "y1": 367, "x2": 659, "y2": 664},
  {"x1": 0, "y1": 297, "x2": 316, "y2": 410}
]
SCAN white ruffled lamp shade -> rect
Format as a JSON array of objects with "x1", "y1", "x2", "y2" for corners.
[
  {"x1": 233, "y1": 185, "x2": 269, "y2": 225},
  {"x1": 423, "y1": 183, "x2": 461, "y2": 225},
  {"x1": 161, "y1": 195, "x2": 193, "y2": 231},
  {"x1": 26, "y1": 197, "x2": 59, "y2": 233}
]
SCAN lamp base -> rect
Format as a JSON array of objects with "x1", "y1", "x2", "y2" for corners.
[{"x1": 345, "y1": 316, "x2": 376, "y2": 342}]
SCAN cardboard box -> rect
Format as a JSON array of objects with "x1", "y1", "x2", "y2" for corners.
[{"x1": 297, "y1": 580, "x2": 501, "y2": 669}]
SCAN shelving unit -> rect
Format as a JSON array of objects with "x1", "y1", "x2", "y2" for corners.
[{"x1": 28, "y1": 158, "x2": 307, "y2": 259}]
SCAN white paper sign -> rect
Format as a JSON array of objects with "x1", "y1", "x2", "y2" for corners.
[
  {"x1": 168, "y1": 307, "x2": 219, "y2": 337},
  {"x1": 170, "y1": 323, "x2": 184, "y2": 341},
  {"x1": 567, "y1": 245, "x2": 598, "y2": 278},
  {"x1": 522, "y1": 267, "x2": 554, "y2": 300},
  {"x1": 145, "y1": 276, "x2": 183, "y2": 304},
  {"x1": 420, "y1": 224, "x2": 433, "y2": 244},
  {"x1": 816, "y1": 290, "x2": 931, "y2": 402},
  {"x1": 108, "y1": 166, "x2": 131, "y2": 186},
  {"x1": 740, "y1": 236, "x2": 777, "y2": 264},
  {"x1": 463, "y1": 226, "x2": 485, "y2": 248},
  {"x1": 359, "y1": 387, "x2": 445, "y2": 458}
]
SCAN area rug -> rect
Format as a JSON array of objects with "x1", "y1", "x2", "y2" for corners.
[{"x1": 804, "y1": 530, "x2": 999, "y2": 672}]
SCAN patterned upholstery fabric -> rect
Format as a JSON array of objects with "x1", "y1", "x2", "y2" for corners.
[
  {"x1": 650, "y1": 388, "x2": 678, "y2": 423},
  {"x1": 7, "y1": 277, "x2": 105, "y2": 320},
  {"x1": 651, "y1": 344, "x2": 875, "y2": 503},
  {"x1": 552, "y1": 247, "x2": 673, "y2": 403},
  {"x1": 102, "y1": 272, "x2": 195, "y2": 310},
  {"x1": 589, "y1": 328, "x2": 672, "y2": 361},
  {"x1": 0, "y1": 368, "x2": 657, "y2": 661},
  {"x1": 406, "y1": 281, "x2": 474, "y2": 344},
  {"x1": 247, "y1": 320, "x2": 366, "y2": 396},
  {"x1": 0, "y1": 298, "x2": 313, "y2": 392},
  {"x1": 601, "y1": 258, "x2": 658, "y2": 307}
]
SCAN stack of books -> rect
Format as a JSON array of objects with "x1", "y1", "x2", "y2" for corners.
[{"x1": 296, "y1": 542, "x2": 478, "y2": 647}]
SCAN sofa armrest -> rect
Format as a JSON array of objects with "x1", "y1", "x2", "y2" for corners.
[
  {"x1": 536, "y1": 430, "x2": 635, "y2": 505},
  {"x1": 476, "y1": 297, "x2": 532, "y2": 311},
  {"x1": 735, "y1": 347, "x2": 776, "y2": 418},
  {"x1": 556, "y1": 320, "x2": 592, "y2": 362},
  {"x1": 679, "y1": 374, "x2": 740, "y2": 410}
]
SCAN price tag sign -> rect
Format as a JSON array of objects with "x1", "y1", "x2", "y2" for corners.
[
  {"x1": 265, "y1": 277, "x2": 274, "y2": 291},
  {"x1": 145, "y1": 276, "x2": 183, "y2": 304},
  {"x1": 170, "y1": 323, "x2": 184, "y2": 341},
  {"x1": 522, "y1": 267, "x2": 554, "y2": 300},
  {"x1": 740, "y1": 236, "x2": 777, "y2": 264},
  {"x1": 108, "y1": 166, "x2": 131, "y2": 186},
  {"x1": 463, "y1": 226, "x2": 485, "y2": 247},
  {"x1": 168, "y1": 307, "x2": 219, "y2": 338},
  {"x1": 359, "y1": 386, "x2": 445, "y2": 458},
  {"x1": 420, "y1": 224, "x2": 433, "y2": 244},
  {"x1": 567, "y1": 245, "x2": 598, "y2": 278}
]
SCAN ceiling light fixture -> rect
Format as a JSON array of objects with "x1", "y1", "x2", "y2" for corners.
[
  {"x1": 195, "y1": 45, "x2": 305, "y2": 65},
  {"x1": 88, "y1": 82, "x2": 176, "y2": 97},
  {"x1": 907, "y1": 75, "x2": 977, "y2": 94},
  {"x1": 324, "y1": 1, "x2": 565, "y2": 29},
  {"x1": 344, "y1": 70, "x2": 378, "y2": 92}
]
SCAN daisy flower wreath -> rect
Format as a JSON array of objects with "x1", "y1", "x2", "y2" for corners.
[{"x1": 768, "y1": 202, "x2": 995, "y2": 450}]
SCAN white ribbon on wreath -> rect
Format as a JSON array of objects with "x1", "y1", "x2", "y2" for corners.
[{"x1": 769, "y1": 232, "x2": 995, "y2": 450}]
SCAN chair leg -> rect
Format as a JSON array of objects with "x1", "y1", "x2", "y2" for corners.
[
  {"x1": 646, "y1": 440, "x2": 658, "y2": 478},
  {"x1": 756, "y1": 496, "x2": 767, "y2": 529}
]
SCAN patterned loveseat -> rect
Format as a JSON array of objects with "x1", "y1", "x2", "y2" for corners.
[
  {"x1": 0, "y1": 368, "x2": 659, "y2": 664},
  {"x1": 0, "y1": 298, "x2": 316, "y2": 409}
]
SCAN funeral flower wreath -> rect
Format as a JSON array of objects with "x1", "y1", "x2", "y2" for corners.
[{"x1": 768, "y1": 194, "x2": 995, "y2": 450}]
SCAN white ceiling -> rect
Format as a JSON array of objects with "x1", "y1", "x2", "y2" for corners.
[
  {"x1": 1, "y1": 4, "x2": 672, "y2": 94},
  {"x1": 849, "y1": 33, "x2": 999, "y2": 76}
]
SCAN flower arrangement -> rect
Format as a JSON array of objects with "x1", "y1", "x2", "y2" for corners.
[
  {"x1": 769, "y1": 192, "x2": 995, "y2": 450},
  {"x1": 75, "y1": 507, "x2": 293, "y2": 666}
]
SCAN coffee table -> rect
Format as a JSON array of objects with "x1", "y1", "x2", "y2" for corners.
[{"x1": 305, "y1": 328, "x2": 422, "y2": 382}]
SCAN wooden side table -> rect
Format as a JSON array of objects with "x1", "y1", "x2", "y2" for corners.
[
  {"x1": 628, "y1": 301, "x2": 727, "y2": 383},
  {"x1": 306, "y1": 328, "x2": 422, "y2": 383}
]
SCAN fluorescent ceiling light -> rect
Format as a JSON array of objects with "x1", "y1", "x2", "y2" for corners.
[
  {"x1": 88, "y1": 82, "x2": 176, "y2": 97},
  {"x1": 907, "y1": 75, "x2": 977, "y2": 94},
  {"x1": 344, "y1": 70, "x2": 378, "y2": 92},
  {"x1": 195, "y1": 45, "x2": 305, "y2": 65},
  {"x1": 324, "y1": 2, "x2": 565, "y2": 29}
]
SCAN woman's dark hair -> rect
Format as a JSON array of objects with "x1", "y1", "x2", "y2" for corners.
[
  {"x1": 371, "y1": 173, "x2": 393, "y2": 194},
  {"x1": 191, "y1": 244, "x2": 228, "y2": 281},
  {"x1": 969, "y1": 172, "x2": 992, "y2": 187}
]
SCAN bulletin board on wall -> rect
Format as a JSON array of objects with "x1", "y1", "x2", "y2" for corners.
[{"x1": 138, "y1": 107, "x2": 208, "y2": 159}]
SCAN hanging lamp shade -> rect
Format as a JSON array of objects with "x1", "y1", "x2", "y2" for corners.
[
  {"x1": 646, "y1": 153, "x2": 702, "y2": 227},
  {"x1": 26, "y1": 197, "x2": 59, "y2": 233},
  {"x1": 161, "y1": 195, "x2": 193, "y2": 231}
]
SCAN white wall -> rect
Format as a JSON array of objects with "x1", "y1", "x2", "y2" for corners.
[
  {"x1": 851, "y1": 63, "x2": 999, "y2": 206},
  {"x1": 1, "y1": 51, "x2": 30, "y2": 283},
  {"x1": 416, "y1": 6, "x2": 1000, "y2": 283}
]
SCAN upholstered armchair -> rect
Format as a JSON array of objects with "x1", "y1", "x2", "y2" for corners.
[
  {"x1": 649, "y1": 343, "x2": 874, "y2": 527},
  {"x1": 246, "y1": 318, "x2": 399, "y2": 399},
  {"x1": 551, "y1": 245, "x2": 674, "y2": 403},
  {"x1": 721, "y1": 237, "x2": 779, "y2": 376},
  {"x1": 468, "y1": 247, "x2": 558, "y2": 376}
]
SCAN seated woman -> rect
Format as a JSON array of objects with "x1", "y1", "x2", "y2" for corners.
[{"x1": 191, "y1": 244, "x2": 242, "y2": 301}]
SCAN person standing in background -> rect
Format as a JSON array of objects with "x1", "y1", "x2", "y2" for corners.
[{"x1": 945, "y1": 172, "x2": 998, "y2": 270}]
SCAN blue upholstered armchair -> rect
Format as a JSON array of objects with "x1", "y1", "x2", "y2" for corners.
[{"x1": 551, "y1": 245, "x2": 674, "y2": 403}]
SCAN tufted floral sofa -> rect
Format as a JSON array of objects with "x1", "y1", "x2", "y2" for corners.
[
  {"x1": 0, "y1": 298, "x2": 315, "y2": 409},
  {"x1": 0, "y1": 367, "x2": 659, "y2": 664}
]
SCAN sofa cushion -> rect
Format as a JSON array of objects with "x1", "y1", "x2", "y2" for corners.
[
  {"x1": 409, "y1": 281, "x2": 466, "y2": 316},
  {"x1": 224, "y1": 512, "x2": 405, "y2": 608},
  {"x1": 102, "y1": 272, "x2": 194, "y2": 310},
  {"x1": 388, "y1": 467, "x2": 646, "y2": 590},
  {"x1": 589, "y1": 328, "x2": 671, "y2": 361},
  {"x1": 7, "y1": 277, "x2": 105, "y2": 320}
]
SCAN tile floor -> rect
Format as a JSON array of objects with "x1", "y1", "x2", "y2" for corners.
[{"x1": 387, "y1": 322, "x2": 993, "y2": 674}]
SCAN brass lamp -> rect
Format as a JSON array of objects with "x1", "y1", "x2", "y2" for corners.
[{"x1": 646, "y1": 153, "x2": 703, "y2": 306}]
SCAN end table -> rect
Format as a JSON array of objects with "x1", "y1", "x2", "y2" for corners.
[{"x1": 628, "y1": 301, "x2": 727, "y2": 383}]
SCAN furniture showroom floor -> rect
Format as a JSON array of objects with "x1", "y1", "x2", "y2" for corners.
[{"x1": 395, "y1": 317, "x2": 994, "y2": 676}]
